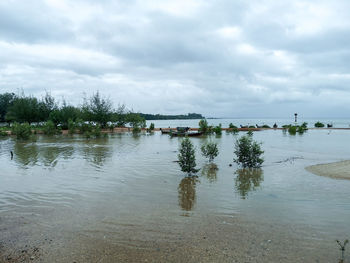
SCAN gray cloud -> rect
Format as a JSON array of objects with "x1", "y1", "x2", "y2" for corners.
[{"x1": 1, "y1": 0, "x2": 350, "y2": 117}]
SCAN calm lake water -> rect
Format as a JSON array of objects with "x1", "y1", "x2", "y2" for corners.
[{"x1": 0, "y1": 127, "x2": 350, "y2": 261}]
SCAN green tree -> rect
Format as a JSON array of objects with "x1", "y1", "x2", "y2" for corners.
[
  {"x1": 112, "y1": 104, "x2": 127, "y2": 127},
  {"x1": 234, "y1": 133, "x2": 264, "y2": 168},
  {"x1": 82, "y1": 91, "x2": 113, "y2": 128},
  {"x1": 38, "y1": 92, "x2": 57, "y2": 121},
  {"x1": 6, "y1": 96, "x2": 40, "y2": 124},
  {"x1": 198, "y1": 119, "x2": 209, "y2": 134},
  {"x1": 0, "y1": 93, "x2": 16, "y2": 122},
  {"x1": 178, "y1": 137, "x2": 198, "y2": 175},
  {"x1": 201, "y1": 141, "x2": 219, "y2": 162}
]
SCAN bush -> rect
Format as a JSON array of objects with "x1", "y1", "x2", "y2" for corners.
[
  {"x1": 11, "y1": 122, "x2": 32, "y2": 140},
  {"x1": 262, "y1": 124, "x2": 270, "y2": 128},
  {"x1": 234, "y1": 134, "x2": 264, "y2": 168},
  {"x1": 229, "y1": 123, "x2": 237, "y2": 129},
  {"x1": 288, "y1": 126, "x2": 297, "y2": 135},
  {"x1": 68, "y1": 119, "x2": 75, "y2": 134},
  {"x1": 149, "y1": 123, "x2": 155, "y2": 131},
  {"x1": 201, "y1": 141, "x2": 219, "y2": 162},
  {"x1": 213, "y1": 124, "x2": 222, "y2": 135},
  {"x1": 43, "y1": 120, "x2": 58, "y2": 135},
  {"x1": 227, "y1": 123, "x2": 238, "y2": 134},
  {"x1": 178, "y1": 137, "x2": 198, "y2": 175},
  {"x1": 0, "y1": 130, "x2": 8, "y2": 136},
  {"x1": 314, "y1": 121, "x2": 325, "y2": 128},
  {"x1": 288, "y1": 124, "x2": 307, "y2": 135},
  {"x1": 92, "y1": 124, "x2": 102, "y2": 138},
  {"x1": 199, "y1": 119, "x2": 209, "y2": 134}
]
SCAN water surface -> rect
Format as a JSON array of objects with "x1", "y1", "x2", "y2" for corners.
[{"x1": 0, "y1": 130, "x2": 350, "y2": 261}]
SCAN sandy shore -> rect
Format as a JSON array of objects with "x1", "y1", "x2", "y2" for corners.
[{"x1": 306, "y1": 160, "x2": 350, "y2": 180}]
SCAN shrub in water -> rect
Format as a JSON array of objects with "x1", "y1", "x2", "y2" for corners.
[
  {"x1": 92, "y1": 124, "x2": 102, "y2": 138},
  {"x1": 178, "y1": 137, "x2": 198, "y2": 175},
  {"x1": 213, "y1": 124, "x2": 222, "y2": 135},
  {"x1": 43, "y1": 120, "x2": 57, "y2": 135},
  {"x1": 199, "y1": 119, "x2": 209, "y2": 134},
  {"x1": 234, "y1": 134, "x2": 264, "y2": 168},
  {"x1": 149, "y1": 123, "x2": 155, "y2": 131},
  {"x1": 11, "y1": 122, "x2": 32, "y2": 140},
  {"x1": 288, "y1": 126, "x2": 297, "y2": 135},
  {"x1": 201, "y1": 141, "x2": 219, "y2": 162},
  {"x1": 314, "y1": 121, "x2": 325, "y2": 128},
  {"x1": 228, "y1": 123, "x2": 238, "y2": 134},
  {"x1": 68, "y1": 119, "x2": 75, "y2": 134}
]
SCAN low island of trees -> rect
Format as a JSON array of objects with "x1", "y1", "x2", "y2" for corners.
[{"x1": 139, "y1": 113, "x2": 203, "y2": 120}]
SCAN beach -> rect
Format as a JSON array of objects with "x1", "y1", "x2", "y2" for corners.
[{"x1": 306, "y1": 160, "x2": 350, "y2": 180}]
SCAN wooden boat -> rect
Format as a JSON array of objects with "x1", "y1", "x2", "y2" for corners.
[
  {"x1": 160, "y1": 128, "x2": 176, "y2": 134},
  {"x1": 171, "y1": 131, "x2": 203, "y2": 137}
]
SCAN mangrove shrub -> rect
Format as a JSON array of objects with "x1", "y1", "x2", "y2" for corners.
[
  {"x1": 11, "y1": 122, "x2": 32, "y2": 140},
  {"x1": 201, "y1": 141, "x2": 219, "y2": 162},
  {"x1": 314, "y1": 121, "x2": 325, "y2": 128},
  {"x1": 234, "y1": 133, "x2": 264, "y2": 168},
  {"x1": 178, "y1": 137, "x2": 198, "y2": 175}
]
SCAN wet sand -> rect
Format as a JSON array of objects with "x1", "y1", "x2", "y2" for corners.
[
  {"x1": 0, "y1": 212, "x2": 341, "y2": 263},
  {"x1": 306, "y1": 160, "x2": 350, "y2": 180}
]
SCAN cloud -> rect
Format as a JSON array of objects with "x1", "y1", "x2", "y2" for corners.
[{"x1": 0, "y1": 0, "x2": 350, "y2": 117}]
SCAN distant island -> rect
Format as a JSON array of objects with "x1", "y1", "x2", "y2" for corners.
[{"x1": 139, "y1": 113, "x2": 203, "y2": 120}]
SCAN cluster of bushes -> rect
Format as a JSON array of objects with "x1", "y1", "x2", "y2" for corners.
[
  {"x1": 314, "y1": 121, "x2": 325, "y2": 128},
  {"x1": 178, "y1": 131, "x2": 264, "y2": 175},
  {"x1": 282, "y1": 122, "x2": 308, "y2": 135},
  {"x1": 198, "y1": 119, "x2": 222, "y2": 135}
]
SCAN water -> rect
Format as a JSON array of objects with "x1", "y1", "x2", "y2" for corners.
[{"x1": 0, "y1": 129, "x2": 350, "y2": 261}]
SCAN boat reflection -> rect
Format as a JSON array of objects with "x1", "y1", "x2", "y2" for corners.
[{"x1": 234, "y1": 168, "x2": 263, "y2": 199}]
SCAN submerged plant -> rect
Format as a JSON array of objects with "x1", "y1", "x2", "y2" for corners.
[
  {"x1": 11, "y1": 122, "x2": 32, "y2": 140},
  {"x1": 178, "y1": 137, "x2": 198, "y2": 175},
  {"x1": 213, "y1": 124, "x2": 222, "y2": 135},
  {"x1": 234, "y1": 133, "x2": 264, "y2": 168},
  {"x1": 201, "y1": 141, "x2": 219, "y2": 162},
  {"x1": 315, "y1": 121, "x2": 325, "y2": 128}
]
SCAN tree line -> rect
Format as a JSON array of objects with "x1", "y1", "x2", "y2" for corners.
[
  {"x1": 139, "y1": 113, "x2": 203, "y2": 120},
  {"x1": 0, "y1": 92, "x2": 145, "y2": 129}
]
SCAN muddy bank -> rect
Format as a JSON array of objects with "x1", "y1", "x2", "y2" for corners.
[{"x1": 306, "y1": 160, "x2": 350, "y2": 180}]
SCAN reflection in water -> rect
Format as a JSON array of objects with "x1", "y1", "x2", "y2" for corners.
[
  {"x1": 178, "y1": 176, "x2": 199, "y2": 211},
  {"x1": 13, "y1": 140, "x2": 74, "y2": 168},
  {"x1": 13, "y1": 141, "x2": 39, "y2": 167},
  {"x1": 201, "y1": 163, "x2": 218, "y2": 183},
  {"x1": 82, "y1": 143, "x2": 111, "y2": 167},
  {"x1": 234, "y1": 168, "x2": 263, "y2": 199}
]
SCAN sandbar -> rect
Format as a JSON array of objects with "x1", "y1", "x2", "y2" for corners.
[{"x1": 306, "y1": 160, "x2": 350, "y2": 180}]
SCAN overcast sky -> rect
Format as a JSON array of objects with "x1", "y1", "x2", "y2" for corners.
[{"x1": 1, "y1": 0, "x2": 350, "y2": 118}]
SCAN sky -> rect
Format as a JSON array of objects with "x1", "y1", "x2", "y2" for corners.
[{"x1": 0, "y1": 0, "x2": 350, "y2": 118}]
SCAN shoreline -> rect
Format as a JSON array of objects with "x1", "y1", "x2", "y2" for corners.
[
  {"x1": 3, "y1": 127, "x2": 350, "y2": 136},
  {"x1": 306, "y1": 160, "x2": 350, "y2": 180}
]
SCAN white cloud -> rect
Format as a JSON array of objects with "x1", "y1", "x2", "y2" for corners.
[{"x1": 1, "y1": 0, "x2": 350, "y2": 117}]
